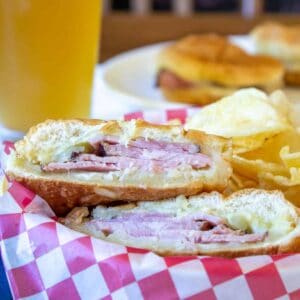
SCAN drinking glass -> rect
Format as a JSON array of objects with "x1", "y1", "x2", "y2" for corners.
[{"x1": 0, "y1": 0, "x2": 101, "y2": 138}]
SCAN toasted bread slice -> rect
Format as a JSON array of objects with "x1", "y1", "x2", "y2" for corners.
[
  {"x1": 6, "y1": 119, "x2": 231, "y2": 215},
  {"x1": 63, "y1": 189, "x2": 300, "y2": 257}
]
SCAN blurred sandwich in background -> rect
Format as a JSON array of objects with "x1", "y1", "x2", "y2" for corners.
[
  {"x1": 156, "y1": 34, "x2": 284, "y2": 105},
  {"x1": 251, "y1": 22, "x2": 300, "y2": 86}
]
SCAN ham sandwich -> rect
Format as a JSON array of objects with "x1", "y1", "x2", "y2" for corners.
[
  {"x1": 63, "y1": 189, "x2": 300, "y2": 257},
  {"x1": 157, "y1": 34, "x2": 284, "y2": 105},
  {"x1": 5, "y1": 119, "x2": 231, "y2": 215}
]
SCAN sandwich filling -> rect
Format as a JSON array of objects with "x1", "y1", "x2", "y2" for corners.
[
  {"x1": 64, "y1": 206, "x2": 267, "y2": 246},
  {"x1": 157, "y1": 69, "x2": 267, "y2": 91},
  {"x1": 42, "y1": 136, "x2": 211, "y2": 173},
  {"x1": 62, "y1": 190, "x2": 299, "y2": 255}
]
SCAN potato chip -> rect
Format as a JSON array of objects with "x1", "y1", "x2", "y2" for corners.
[
  {"x1": 186, "y1": 88, "x2": 291, "y2": 138},
  {"x1": 230, "y1": 154, "x2": 288, "y2": 181},
  {"x1": 231, "y1": 173, "x2": 258, "y2": 189},
  {"x1": 268, "y1": 90, "x2": 292, "y2": 121},
  {"x1": 232, "y1": 132, "x2": 275, "y2": 154},
  {"x1": 223, "y1": 173, "x2": 258, "y2": 196},
  {"x1": 186, "y1": 87, "x2": 300, "y2": 204},
  {"x1": 280, "y1": 146, "x2": 300, "y2": 169},
  {"x1": 269, "y1": 89, "x2": 300, "y2": 131},
  {"x1": 223, "y1": 179, "x2": 239, "y2": 196},
  {"x1": 284, "y1": 89, "x2": 300, "y2": 128},
  {"x1": 242, "y1": 129, "x2": 300, "y2": 163},
  {"x1": 258, "y1": 166, "x2": 300, "y2": 191}
]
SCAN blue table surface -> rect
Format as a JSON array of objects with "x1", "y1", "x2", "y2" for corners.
[{"x1": 0, "y1": 255, "x2": 12, "y2": 300}]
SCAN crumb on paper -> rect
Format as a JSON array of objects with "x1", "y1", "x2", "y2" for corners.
[
  {"x1": 167, "y1": 119, "x2": 182, "y2": 125},
  {"x1": 0, "y1": 177, "x2": 8, "y2": 196}
]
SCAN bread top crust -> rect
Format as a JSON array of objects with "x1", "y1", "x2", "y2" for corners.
[
  {"x1": 158, "y1": 34, "x2": 284, "y2": 88},
  {"x1": 15, "y1": 118, "x2": 230, "y2": 165},
  {"x1": 251, "y1": 22, "x2": 300, "y2": 62}
]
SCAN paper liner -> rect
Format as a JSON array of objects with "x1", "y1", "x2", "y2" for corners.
[{"x1": 0, "y1": 110, "x2": 300, "y2": 299}]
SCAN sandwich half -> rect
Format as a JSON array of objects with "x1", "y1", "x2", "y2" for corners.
[
  {"x1": 6, "y1": 119, "x2": 231, "y2": 215},
  {"x1": 251, "y1": 22, "x2": 300, "y2": 86},
  {"x1": 157, "y1": 34, "x2": 284, "y2": 105},
  {"x1": 62, "y1": 189, "x2": 300, "y2": 257}
]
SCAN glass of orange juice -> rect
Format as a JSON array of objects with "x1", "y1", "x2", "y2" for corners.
[{"x1": 0, "y1": 0, "x2": 101, "y2": 137}]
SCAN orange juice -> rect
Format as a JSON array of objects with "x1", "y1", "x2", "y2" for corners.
[{"x1": 0, "y1": 1, "x2": 101, "y2": 131}]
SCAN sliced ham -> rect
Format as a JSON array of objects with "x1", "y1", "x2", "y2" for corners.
[
  {"x1": 77, "y1": 154, "x2": 175, "y2": 171},
  {"x1": 103, "y1": 143, "x2": 143, "y2": 158},
  {"x1": 102, "y1": 144, "x2": 210, "y2": 168},
  {"x1": 84, "y1": 211, "x2": 267, "y2": 245},
  {"x1": 188, "y1": 212, "x2": 224, "y2": 226},
  {"x1": 128, "y1": 138, "x2": 200, "y2": 154},
  {"x1": 91, "y1": 220, "x2": 200, "y2": 235},
  {"x1": 90, "y1": 136, "x2": 200, "y2": 154},
  {"x1": 157, "y1": 69, "x2": 194, "y2": 90},
  {"x1": 43, "y1": 155, "x2": 163, "y2": 173},
  {"x1": 193, "y1": 231, "x2": 267, "y2": 244},
  {"x1": 43, "y1": 148, "x2": 210, "y2": 173},
  {"x1": 88, "y1": 220, "x2": 266, "y2": 244},
  {"x1": 43, "y1": 136, "x2": 210, "y2": 173},
  {"x1": 94, "y1": 212, "x2": 216, "y2": 232}
]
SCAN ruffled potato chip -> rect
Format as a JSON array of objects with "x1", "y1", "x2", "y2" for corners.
[
  {"x1": 186, "y1": 87, "x2": 300, "y2": 204},
  {"x1": 280, "y1": 146, "x2": 300, "y2": 169},
  {"x1": 223, "y1": 173, "x2": 258, "y2": 196},
  {"x1": 230, "y1": 154, "x2": 288, "y2": 181},
  {"x1": 186, "y1": 88, "x2": 291, "y2": 137},
  {"x1": 232, "y1": 133, "x2": 275, "y2": 154},
  {"x1": 232, "y1": 129, "x2": 300, "y2": 207},
  {"x1": 242, "y1": 129, "x2": 300, "y2": 163},
  {"x1": 284, "y1": 89, "x2": 300, "y2": 128},
  {"x1": 186, "y1": 88, "x2": 292, "y2": 153},
  {"x1": 268, "y1": 90, "x2": 292, "y2": 121}
]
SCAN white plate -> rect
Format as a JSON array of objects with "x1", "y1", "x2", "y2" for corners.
[{"x1": 98, "y1": 35, "x2": 255, "y2": 111}]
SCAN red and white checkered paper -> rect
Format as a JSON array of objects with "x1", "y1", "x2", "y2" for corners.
[{"x1": 1, "y1": 108, "x2": 300, "y2": 300}]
